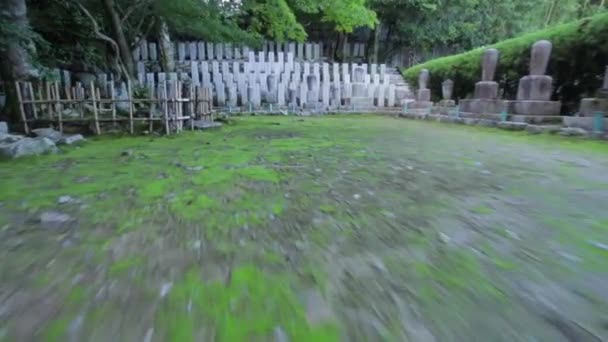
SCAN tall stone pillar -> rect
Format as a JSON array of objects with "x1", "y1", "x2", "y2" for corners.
[
  {"x1": 459, "y1": 48, "x2": 505, "y2": 115},
  {"x1": 507, "y1": 40, "x2": 561, "y2": 116}
]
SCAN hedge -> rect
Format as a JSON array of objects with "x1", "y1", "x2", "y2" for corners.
[{"x1": 402, "y1": 12, "x2": 608, "y2": 114}]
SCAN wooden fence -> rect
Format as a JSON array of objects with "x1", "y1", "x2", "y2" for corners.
[{"x1": 15, "y1": 80, "x2": 213, "y2": 135}]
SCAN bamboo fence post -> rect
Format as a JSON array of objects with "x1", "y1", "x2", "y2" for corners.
[
  {"x1": 54, "y1": 81, "x2": 62, "y2": 118},
  {"x1": 110, "y1": 83, "x2": 116, "y2": 126},
  {"x1": 175, "y1": 81, "x2": 181, "y2": 133},
  {"x1": 27, "y1": 82, "x2": 38, "y2": 119},
  {"x1": 128, "y1": 80, "x2": 134, "y2": 134},
  {"x1": 163, "y1": 81, "x2": 170, "y2": 135},
  {"x1": 45, "y1": 82, "x2": 54, "y2": 119},
  {"x1": 189, "y1": 84, "x2": 194, "y2": 130},
  {"x1": 148, "y1": 85, "x2": 154, "y2": 133},
  {"x1": 55, "y1": 83, "x2": 63, "y2": 133},
  {"x1": 90, "y1": 81, "x2": 101, "y2": 135},
  {"x1": 14, "y1": 82, "x2": 30, "y2": 134},
  {"x1": 54, "y1": 83, "x2": 63, "y2": 133}
]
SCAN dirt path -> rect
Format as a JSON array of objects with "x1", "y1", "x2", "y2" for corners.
[{"x1": 1, "y1": 116, "x2": 607, "y2": 341}]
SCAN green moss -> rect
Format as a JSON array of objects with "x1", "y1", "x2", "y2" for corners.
[
  {"x1": 471, "y1": 205, "x2": 494, "y2": 215},
  {"x1": 43, "y1": 318, "x2": 70, "y2": 342},
  {"x1": 108, "y1": 256, "x2": 144, "y2": 276},
  {"x1": 159, "y1": 266, "x2": 340, "y2": 341}
]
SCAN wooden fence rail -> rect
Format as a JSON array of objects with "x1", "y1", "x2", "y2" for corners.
[{"x1": 15, "y1": 80, "x2": 213, "y2": 135}]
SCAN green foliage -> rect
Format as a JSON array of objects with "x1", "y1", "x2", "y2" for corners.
[
  {"x1": 155, "y1": 0, "x2": 260, "y2": 44},
  {"x1": 242, "y1": 0, "x2": 308, "y2": 42},
  {"x1": 373, "y1": 0, "x2": 606, "y2": 62},
  {"x1": 402, "y1": 12, "x2": 608, "y2": 113}
]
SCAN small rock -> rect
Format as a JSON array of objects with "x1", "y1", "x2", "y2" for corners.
[
  {"x1": 143, "y1": 328, "x2": 154, "y2": 342},
  {"x1": 58, "y1": 195, "x2": 74, "y2": 204},
  {"x1": 40, "y1": 211, "x2": 72, "y2": 229},
  {"x1": 590, "y1": 241, "x2": 608, "y2": 251},
  {"x1": 406, "y1": 166, "x2": 414, "y2": 170},
  {"x1": 0, "y1": 121, "x2": 7, "y2": 134},
  {"x1": 160, "y1": 282, "x2": 173, "y2": 298},
  {"x1": 58, "y1": 134, "x2": 85, "y2": 145},
  {"x1": 32, "y1": 128, "x2": 63, "y2": 143},
  {"x1": 497, "y1": 121, "x2": 528, "y2": 131},
  {"x1": 481, "y1": 170, "x2": 492, "y2": 175},
  {"x1": 315, "y1": 168, "x2": 322, "y2": 173},
  {"x1": 353, "y1": 194, "x2": 361, "y2": 200},
  {"x1": 0, "y1": 132, "x2": 22, "y2": 144},
  {"x1": 559, "y1": 127, "x2": 588, "y2": 137},
  {"x1": 0, "y1": 137, "x2": 58, "y2": 158},
  {"x1": 274, "y1": 327, "x2": 289, "y2": 342},
  {"x1": 505, "y1": 229, "x2": 521, "y2": 240},
  {"x1": 438, "y1": 232, "x2": 451, "y2": 244}
]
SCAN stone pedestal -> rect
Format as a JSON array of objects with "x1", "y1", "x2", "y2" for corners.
[
  {"x1": 459, "y1": 99, "x2": 505, "y2": 115},
  {"x1": 578, "y1": 98, "x2": 608, "y2": 117},
  {"x1": 417, "y1": 89, "x2": 430, "y2": 101},
  {"x1": 474, "y1": 81, "x2": 498, "y2": 99},
  {"x1": 509, "y1": 40, "x2": 561, "y2": 116}
]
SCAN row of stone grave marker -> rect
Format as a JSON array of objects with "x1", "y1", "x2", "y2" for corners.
[
  {"x1": 135, "y1": 53, "x2": 394, "y2": 110},
  {"x1": 133, "y1": 40, "x2": 325, "y2": 62}
]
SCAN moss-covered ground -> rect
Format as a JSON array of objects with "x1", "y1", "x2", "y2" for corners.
[{"x1": 1, "y1": 115, "x2": 607, "y2": 341}]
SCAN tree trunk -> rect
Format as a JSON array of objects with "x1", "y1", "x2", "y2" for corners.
[
  {"x1": 158, "y1": 20, "x2": 175, "y2": 72},
  {"x1": 371, "y1": 21, "x2": 382, "y2": 64},
  {"x1": 101, "y1": 0, "x2": 135, "y2": 79},
  {"x1": 0, "y1": 0, "x2": 38, "y2": 123}
]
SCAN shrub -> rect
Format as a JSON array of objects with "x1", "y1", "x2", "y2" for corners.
[{"x1": 402, "y1": 12, "x2": 608, "y2": 114}]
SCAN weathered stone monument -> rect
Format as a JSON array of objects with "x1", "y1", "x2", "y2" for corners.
[
  {"x1": 459, "y1": 48, "x2": 505, "y2": 115},
  {"x1": 508, "y1": 40, "x2": 561, "y2": 116},
  {"x1": 409, "y1": 69, "x2": 433, "y2": 109},
  {"x1": 436, "y1": 79, "x2": 456, "y2": 114},
  {"x1": 578, "y1": 66, "x2": 608, "y2": 117},
  {"x1": 350, "y1": 66, "x2": 374, "y2": 108}
]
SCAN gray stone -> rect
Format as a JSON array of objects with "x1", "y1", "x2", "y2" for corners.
[
  {"x1": 516, "y1": 75, "x2": 553, "y2": 101},
  {"x1": 497, "y1": 121, "x2": 528, "y2": 131},
  {"x1": 58, "y1": 134, "x2": 85, "y2": 145},
  {"x1": 578, "y1": 98, "x2": 608, "y2": 117},
  {"x1": 32, "y1": 128, "x2": 63, "y2": 143},
  {"x1": 58, "y1": 196, "x2": 74, "y2": 204},
  {"x1": 459, "y1": 99, "x2": 505, "y2": 114},
  {"x1": 0, "y1": 121, "x2": 7, "y2": 134},
  {"x1": 482, "y1": 49, "x2": 499, "y2": 81},
  {"x1": 0, "y1": 137, "x2": 58, "y2": 158},
  {"x1": 474, "y1": 81, "x2": 499, "y2": 99},
  {"x1": 40, "y1": 211, "x2": 72, "y2": 229},
  {"x1": 563, "y1": 116, "x2": 608, "y2": 131},
  {"x1": 508, "y1": 100, "x2": 561, "y2": 116},
  {"x1": 477, "y1": 119, "x2": 497, "y2": 127},
  {"x1": 530, "y1": 40, "x2": 552, "y2": 76},
  {"x1": 0, "y1": 132, "x2": 23, "y2": 144},
  {"x1": 526, "y1": 125, "x2": 561, "y2": 134},
  {"x1": 442, "y1": 79, "x2": 453, "y2": 100},
  {"x1": 418, "y1": 69, "x2": 429, "y2": 89},
  {"x1": 559, "y1": 127, "x2": 588, "y2": 137}
]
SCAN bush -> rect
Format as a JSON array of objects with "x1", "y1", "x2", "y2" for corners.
[{"x1": 402, "y1": 12, "x2": 608, "y2": 114}]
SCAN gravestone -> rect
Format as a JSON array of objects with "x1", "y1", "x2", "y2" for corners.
[
  {"x1": 350, "y1": 67, "x2": 373, "y2": 108},
  {"x1": 436, "y1": 79, "x2": 456, "y2": 114},
  {"x1": 409, "y1": 69, "x2": 433, "y2": 110},
  {"x1": 578, "y1": 65, "x2": 608, "y2": 117},
  {"x1": 507, "y1": 40, "x2": 561, "y2": 116},
  {"x1": 197, "y1": 42, "x2": 205, "y2": 60},
  {"x1": 459, "y1": 49, "x2": 505, "y2": 115}
]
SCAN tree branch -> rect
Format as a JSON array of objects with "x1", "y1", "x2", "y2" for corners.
[{"x1": 74, "y1": 2, "x2": 129, "y2": 80}]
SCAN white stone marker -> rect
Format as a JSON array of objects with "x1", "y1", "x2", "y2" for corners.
[
  {"x1": 178, "y1": 43, "x2": 186, "y2": 61},
  {"x1": 305, "y1": 43, "x2": 313, "y2": 60},
  {"x1": 215, "y1": 43, "x2": 223, "y2": 60},
  {"x1": 189, "y1": 42, "x2": 197, "y2": 60},
  {"x1": 191, "y1": 62, "x2": 200, "y2": 85},
  {"x1": 387, "y1": 84, "x2": 395, "y2": 107},
  {"x1": 206, "y1": 43, "x2": 214, "y2": 61},
  {"x1": 197, "y1": 42, "x2": 205, "y2": 60}
]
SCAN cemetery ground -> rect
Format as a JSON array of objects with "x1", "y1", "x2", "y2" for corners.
[{"x1": 1, "y1": 115, "x2": 608, "y2": 341}]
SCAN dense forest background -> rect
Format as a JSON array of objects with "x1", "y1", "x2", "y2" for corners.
[{"x1": 0, "y1": 0, "x2": 606, "y2": 120}]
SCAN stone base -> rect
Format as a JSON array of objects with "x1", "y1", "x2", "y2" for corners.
[
  {"x1": 459, "y1": 99, "x2": 505, "y2": 114},
  {"x1": 474, "y1": 81, "x2": 498, "y2": 99},
  {"x1": 459, "y1": 112, "x2": 503, "y2": 121},
  {"x1": 507, "y1": 100, "x2": 561, "y2": 116},
  {"x1": 579, "y1": 98, "x2": 608, "y2": 117},
  {"x1": 417, "y1": 89, "x2": 431, "y2": 102},
  {"x1": 408, "y1": 101, "x2": 433, "y2": 110},
  {"x1": 351, "y1": 97, "x2": 374, "y2": 108},
  {"x1": 563, "y1": 116, "x2": 608, "y2": 131},
  {"x1": 510, "y1": 115, "x2": 563, "y2": 124},
  {"x1": 517, "y1": 75, "x2": 553, "y2": 101},
  {"x1": 438, "y1": 99, "x2": 456, "y2": 107}
]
